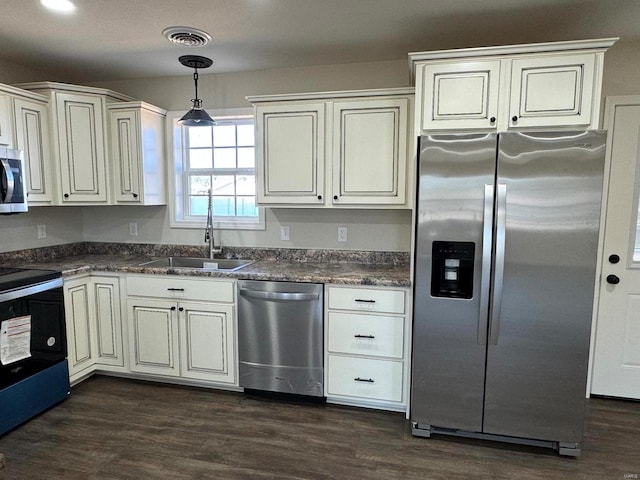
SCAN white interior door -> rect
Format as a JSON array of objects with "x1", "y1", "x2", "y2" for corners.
[{"x1": 591, "y1": 96, "x2": 640, "y2": 399}]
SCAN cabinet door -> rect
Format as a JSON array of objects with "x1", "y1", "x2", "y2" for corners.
[
  {"x1": 417, "y1": 61, "x2": 501, "y2": 131},
  {"x1": 13, "y1": 98, "x2": 54, "y2": 204},
  {"x1": 63, "y1": 278, "x2": 94, "y2": 377},
  {"x1": 332, "y1": 98, "x2": 408, "y2": 205},
  {"x1": 256, "y1": 103, "x2": 325, "y2": 205},
  {"x1": 127, "y1": 299, "x2": 179, "y2": 376},
  {"x1": 55, "y1": 92, "x2": 108, "y2": 203},
  {"x1": 508, "y1": 54, "x2": 596, "y2": 128},
  {"x1": 110, "y1": 109, "x2": 142, "y2": 203},
  {"x1": 179, "y1": 302, "x2": 236, "y2": 384},
  {"x1": 91, "y1": 277, "x2": 124, "y2": 367},
  {"x1": 0, "y1": 94, "x2": 14, "y2": 146}
]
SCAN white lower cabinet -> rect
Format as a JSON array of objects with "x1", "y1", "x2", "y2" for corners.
[
  {"x1": 126, "y1": 275, "x2": 237, "y2": 386},
  {"x1": 64, "y1": 274, "x2": 124, "y2": 383},
  {"x1": 325, "y1": 285, "x2": 411, "y2": 412},
  {"x1": 128, "y1": 298, "x2": 179, "y2": 376},
  {"x1": 64, "y1": 277, "x2": 94, "y2": 379},
  {"x1": 179, "y1": 302, "x2": 235, "y2": 383}
]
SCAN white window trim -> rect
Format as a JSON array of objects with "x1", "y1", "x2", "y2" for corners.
[{"x1": 166, "y1": 108, "x2": 265, "y2": 231}]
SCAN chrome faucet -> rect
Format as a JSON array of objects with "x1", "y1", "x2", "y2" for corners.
[{"x1": 205, "y1": 189, "x2": 222, "y2": 258}]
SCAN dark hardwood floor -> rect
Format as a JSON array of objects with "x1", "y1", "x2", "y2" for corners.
[{"x1": 0, "y1": 376, "x2": 639, "y2": 479}]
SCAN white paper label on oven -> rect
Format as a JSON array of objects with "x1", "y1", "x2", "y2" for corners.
[{"x1": 1, "y1": 315, "x2": 32, "y2": 365}]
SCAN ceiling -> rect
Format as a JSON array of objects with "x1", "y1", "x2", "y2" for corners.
[{"x1": 0, "y1": 0, "x2": 637, "y2": 82}]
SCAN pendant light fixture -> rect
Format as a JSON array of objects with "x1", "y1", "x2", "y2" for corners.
[{"x1": 178, "y1": 55, "x2": 215, "y2": 126}]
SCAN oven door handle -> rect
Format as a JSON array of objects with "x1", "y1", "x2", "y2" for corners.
[
  {"x1": 238, "y1": 289, "x2": 320, "y2": 302},
  {"x1": 1, "y1": 159, "x2": 15, "y2": 203},
  {"x1": 0, "y1": 278, "x2": 63, "y2": 303}
]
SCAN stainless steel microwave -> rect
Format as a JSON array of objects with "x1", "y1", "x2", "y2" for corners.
[{"x1": 0, "y1": 147, "x2": 27, "y2": 214}]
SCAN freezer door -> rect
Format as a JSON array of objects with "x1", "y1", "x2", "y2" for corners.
[
  {"x1": 483, "y1": 131, "x2": 606, "y2": 443},
  {"x1": 411, "y1": 133, "x2": 497, "y2": 432}
]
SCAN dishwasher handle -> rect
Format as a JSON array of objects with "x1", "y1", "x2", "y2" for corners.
[{"x1": 238, "y1": 288, "x2": 320, "y2": 302}]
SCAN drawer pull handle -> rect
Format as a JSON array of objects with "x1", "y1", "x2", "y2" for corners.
[
  {"x1": 167, "y1": 288, "x2": 185, "y2": 292},
  {"x1": 354, "y1": 377, "x2": 374, "y2": 383},
  {"x1": 355, "y1": 299, "x2": 376, "y2": 303},
  {"x1": 354, "y1": 334, "x2": 375, "y2": 339}
]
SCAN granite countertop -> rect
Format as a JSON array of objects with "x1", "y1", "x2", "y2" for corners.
[{"x1": 17, "y1": 254, "x2": 411, "y2": 288}]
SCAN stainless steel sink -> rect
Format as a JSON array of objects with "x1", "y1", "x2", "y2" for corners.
[{"x1": 139, "y1": 257, "x2": 254, "y2": 272}]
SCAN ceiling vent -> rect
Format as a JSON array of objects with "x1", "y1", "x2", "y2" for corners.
[{"x1": 162, "y1": 26, "x2": 212, "y2": 47}]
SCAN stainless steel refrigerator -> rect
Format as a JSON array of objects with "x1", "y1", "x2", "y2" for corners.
[{"x1": 411, "y1": 131, "x2": 606, "y2": 456}]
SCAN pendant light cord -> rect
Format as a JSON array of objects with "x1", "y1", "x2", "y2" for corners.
[{"x1": 193, "y1": 69, "x2": 199, "y2": 103}]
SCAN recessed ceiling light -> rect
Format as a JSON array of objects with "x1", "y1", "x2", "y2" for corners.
[{"x1": 41, "y1": 0, "x2": 76, "y2": 14}]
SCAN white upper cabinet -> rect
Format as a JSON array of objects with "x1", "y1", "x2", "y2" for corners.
[
  {"x1": 410, "y1": 38, "x2": 617, "y2": 133},
  {"x1": 332, "y1": 98, "x2": 408, "y2": 206},
  {"x1": 107, "y1": 102, "x2": 167, "y2": 205},
  {"x1": 508, "y1": 54, "x2": 595, "y2": 128},
  {"x1": 54, "y1": 91, "x2": 109, "y2": 203},
  {"x1": 15, "y1": 82, "x2": 136, "y2": 205},
  {"x1": 255, "y1": 102, "x2": 326, "y2": 204},
  {"x1": 13, "y1": 95, "x2": 54, "y2": 205},
  {"x1": 0, "y1": 94, "x2": 14, "y2": 146},
  {"x1": 249, "y1": 88, "x2": 414, "y2": 209},
  {"x1": 418, "y1": 60, "x2": 501, "y2": 131}
]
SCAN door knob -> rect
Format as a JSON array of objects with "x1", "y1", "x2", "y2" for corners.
[
  {"x1": 608, "y1": 254, "x2": 620, "y2": 264},
  {"x1": 606, "y1": 274, "x2": 620, "y2": 285}
]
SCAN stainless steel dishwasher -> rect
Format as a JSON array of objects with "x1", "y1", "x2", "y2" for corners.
[{"x1": 237, "y1": 280, "x2": 324, "y2": 397}]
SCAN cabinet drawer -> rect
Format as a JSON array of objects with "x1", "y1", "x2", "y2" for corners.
[
  {"x1": 327, "y1": 355, "x2": 403, "y2": 402},
  {"x1": 126, "y1": 276, "x2": 234, "y2": 303},
  {"x1": 328, "y1": 286, "x2": 405, "y2": 314},
  {"x1": 328, "y1": 312, "x2": 404, "y2": 359}
]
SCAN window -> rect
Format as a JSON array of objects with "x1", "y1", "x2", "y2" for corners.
[{"x1": 168, "y1": 109, "x2": 264, "y2": 230}]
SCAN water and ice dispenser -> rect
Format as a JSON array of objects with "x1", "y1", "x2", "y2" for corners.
[{"x1": 431, "y1": 241, "x2": 475, "y2": 299}]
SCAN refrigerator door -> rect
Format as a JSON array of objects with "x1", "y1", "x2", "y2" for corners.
[
  {"x1": 483, "y1": 131, "x2": 606, "y2": 443},
  {"x1": 412, "y1": 133, "x2": 497, "y2": 432}
]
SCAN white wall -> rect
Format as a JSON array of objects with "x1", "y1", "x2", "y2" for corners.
[
  {"x1": 91, "y1": 59, "x2": 410, "y2": 110},
  {"x1": 80, "y1": 206, "x2": 411, "y2": 252},
  {"x1": 0, "y1": 207, "x2": 84, "y2": 253}
]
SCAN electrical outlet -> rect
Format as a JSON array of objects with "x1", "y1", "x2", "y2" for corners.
[
  {"x1": 37, "y1": 224, "x2": 46, "y2": 239},
  {"x1": 280, "y1": 225, "x2": 290, "y2": 241},
  {"x1": 338, "y1": 226, "x2": 348, "y2": 243},
  {"x1": 129, "y1": 222, "x2": 138, "y2": 236}
]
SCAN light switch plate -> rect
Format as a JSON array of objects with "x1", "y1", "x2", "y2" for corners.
[
  {"x1": 129, "y1": 222, "x2": 138, "y2": 236},
  {"x1": 280, "y1": 225, "x2": 290, "y2": 241}
]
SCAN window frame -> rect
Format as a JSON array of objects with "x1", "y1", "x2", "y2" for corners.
[{"x1": 167, "y1": 108, "x2": 265, "y2": 230}]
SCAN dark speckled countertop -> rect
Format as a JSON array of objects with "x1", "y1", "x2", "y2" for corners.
[{"x1": 10, "y1": 247, "x2": 411, "y2": 287}]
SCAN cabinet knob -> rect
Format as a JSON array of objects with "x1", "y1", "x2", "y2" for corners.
[
  {"x1": 178, "y1": 307, "x2": 184, "y2": 312},
  {"x1": 333, "y1": 195, "x2": 338, "y2": 201},
  {"x1": 64, "y1": 193, "x2": 69, "y2": 198},
  {"x1": 317, "y1": 195, "x2": 322, "y2": 200},
  {"x1": 606, "y1": 274, "x2": 620, "y2": 285},
  {"x1": 170, "y1": 306, "x2": 176, "y2": 311},
  {"x1": 489, "y1": 117, "x2": 496, "y2": 123},
  {"x1": 132, "y1": 193, "x2": 138, "y2": 198},
  {"x1": 608, "y1": 254, "x2": 620, "y2": 264},
  {"x1": 512, "y1": 115, "x2": 518, "y2": 122}
]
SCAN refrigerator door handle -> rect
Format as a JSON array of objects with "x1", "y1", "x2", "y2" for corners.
[
  {"x1": 489, "y1": 183, "x2": 507, "y2": 345},
  {"x1": 478, "y1": 184, "x2": 494, "y2": 345}
]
